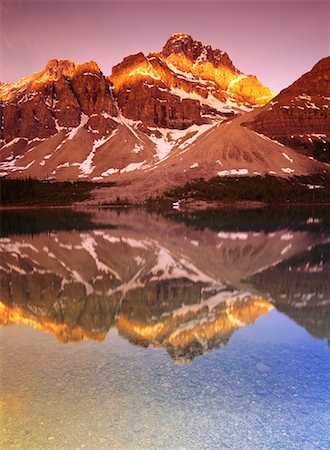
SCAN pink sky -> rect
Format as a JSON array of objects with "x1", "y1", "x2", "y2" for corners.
[{"x1": 1, "y1": 0, "x2": 329, "y2": 93}]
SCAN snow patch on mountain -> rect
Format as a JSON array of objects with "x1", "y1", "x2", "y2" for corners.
[
  {"x1": 170, "y1": 86, "x2": 239, "y2": 113},
  {"x1": 218, "y1": 169, "x2": 249, "y2": 176},
  {"x1": 67, "y1": 113, "x2": 89, "y2": 141},
  {"x1": 121, "y1": 161, "x2": 147, "y2": 173},
  {"x1": 79, "y1": 132, "x2": 116, "y2": 177}
]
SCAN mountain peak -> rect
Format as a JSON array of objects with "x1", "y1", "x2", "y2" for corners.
[
  {"x1": 43, "y1": 59, "x2": 103, "y2": 82},
  {"x1": 161, "y1": 33, "x2": 236, "y2": 70},
  {"x1": 168, "y1": 32, "x2": 193, "y2": 41},
  {"x1": 44, "y1": 59, "x2": 76, "y2": 79}
]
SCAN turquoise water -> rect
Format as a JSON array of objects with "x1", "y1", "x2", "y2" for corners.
[{"x1": 0, "y1": 207, "x2": 329, "y2": 449}]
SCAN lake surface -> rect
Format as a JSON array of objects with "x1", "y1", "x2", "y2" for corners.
[{"x1": 1, "y1": 207, "x2": 329, "y2": 449}]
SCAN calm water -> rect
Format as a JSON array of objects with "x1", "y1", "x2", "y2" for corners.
[{"x1": 0, "y1": 207, "x2": 329, "y2": 449}]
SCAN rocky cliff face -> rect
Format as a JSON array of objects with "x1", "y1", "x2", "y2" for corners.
[
  {"x1": 244, "y1": 57, "x2": 330, "y2": 162},
  {"x1": 110, "y1": 33, "x2": 273, "y2": 129},
  {"x1": 161, "y1": 33, "x2": 236, "y2": 68},
  {"x1": 111, "y1": 53, "x2": 206, "y2": 129},
  {"x1": 0, "y1": 59, "x2": 117, "y2": 142},
  {"x1": 0, "y1": 34, "x2": 328, "y2": 186},
  {"x1": 160, "y1": 33, "x2": 272, "y2": 106},
  {"x1": 0, "y1": 33, "x2": 273, "y2": 145}
]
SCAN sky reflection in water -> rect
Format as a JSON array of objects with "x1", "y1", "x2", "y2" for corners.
[{"x1": 0, "y1": 207, "x2": 329, "y2": 449}]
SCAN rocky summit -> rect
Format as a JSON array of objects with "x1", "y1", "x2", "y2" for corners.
[
  {"x1": 1, "y1": 59, "x2": 117, "y2": 142},
  {"x1": 0, "y1": 33, "x2": 329, "y2": 199},
  {"x1": 110, "y1": 33, "x2": 273, "y2": 129}
]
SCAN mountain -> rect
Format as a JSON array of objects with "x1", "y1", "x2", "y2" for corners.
[
  {"x1": 110, "y1": 33, "x2": 273, "y2": 128},
  {"x1": 0, "y1": 34, "x2": 329, "y2": 200},
  {"x1": 0, "y1": 59, "x2": 117, "y2": 141},
  {"x1": 244, "y1": 57, "x2": 330, "y2": 162}
]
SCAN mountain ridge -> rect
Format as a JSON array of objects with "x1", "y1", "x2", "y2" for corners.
[
  {"x1": 0, "y1": 33, "x2": 329, "y2": 201},
  {"x1": 244, "y1": 57, "x2": 330, "y2": 162}
]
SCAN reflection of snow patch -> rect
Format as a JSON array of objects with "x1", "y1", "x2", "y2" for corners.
[
  {"x1": 1, "y1": 137, "x2": 21, "y2": 149},
  {"x1": 80, "y1": 235, "x2": 121, "y2": 280},
  {"x1": 306, "y1": 217, "x2": 321, "y2": 224},
  {"x1": 151, "y1": 247, "x2": 216, "y2": 285},
  {"x1": 307, "y1": 184, "x2": 323, "y2": 190},
  {"x1": 281, "y1": 243, "x2": 292, "y2": 255},
  {"x1": 121, "y1": 238, "x2": 149, "y2": 249},
  {"x1": 217, "y1": 232, "x2": 248, "y2": 240},
  {"x1": 281, "y1": 233, "x2": 293, "y2": 240}
]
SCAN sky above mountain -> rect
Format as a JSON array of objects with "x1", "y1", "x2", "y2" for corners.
[{"x1": 1, "y1": 0, "x2": 329, "y2": 93}]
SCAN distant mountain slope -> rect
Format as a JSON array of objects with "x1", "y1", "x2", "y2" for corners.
[{"x1": 244, "y1": 57, "x2": 330, "y2": 162}]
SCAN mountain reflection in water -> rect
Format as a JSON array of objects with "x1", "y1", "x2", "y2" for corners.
[{"x1": 0, "y1": 208, "x2": 329, "y2": 363}]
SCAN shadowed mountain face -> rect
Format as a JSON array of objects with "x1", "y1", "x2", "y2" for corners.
[
  {"x1": 1, "y1": 208, "x2": 329, "y2": 362},
  {"x1": 245, "y1": 57, "x2": 330, "y2": 162},
  {"x1": 248, "y1": 242, "x2": 330, "y2": 343}
]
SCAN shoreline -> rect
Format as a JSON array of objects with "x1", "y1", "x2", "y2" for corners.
[{"x1": 2, "y1": 200, "x2": 330, "y2": 212}]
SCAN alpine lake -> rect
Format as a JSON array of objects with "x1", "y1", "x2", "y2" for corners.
[{"x1": 0, "y1": 206, "x2": 329, "y2": 449}]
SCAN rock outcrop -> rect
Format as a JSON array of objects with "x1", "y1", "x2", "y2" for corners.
[
  {"x1": 0, "y1": 59, "x2": 117, "y2": 142},
  {"x1": 244, "y1": 57, "x2": 330, "y2": 162},
  {"x1": 111, "y1": 53, "x2": 205, "y2": 129},
  {"x1": 110, "y1": 33, "x2": 274, "y2": 129}
]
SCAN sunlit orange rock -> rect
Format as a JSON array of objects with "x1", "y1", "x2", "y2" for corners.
[
  {"x1": 116, "y1": 295, "x2": 273, "y2": 363},
  {"x1": 0, "y1": 59, "x2": 117, "y2": 142},
  {"x1": 109, "y1": 33, "x2": 274, "y2": 128},
  {"x1": 0, "y1": 302, "x2": 107, "y2": 343}
]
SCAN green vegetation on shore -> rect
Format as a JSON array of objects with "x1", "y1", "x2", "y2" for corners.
[
  {"x1": 1, "y1": 174, "x2": 330, "y2": 209},
  {"x1": 147, "y1": 174, "x2": 330, "y2": 208},
  {"x1": 279, "y1": 138, "x2": 330, "y2": 164}
]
